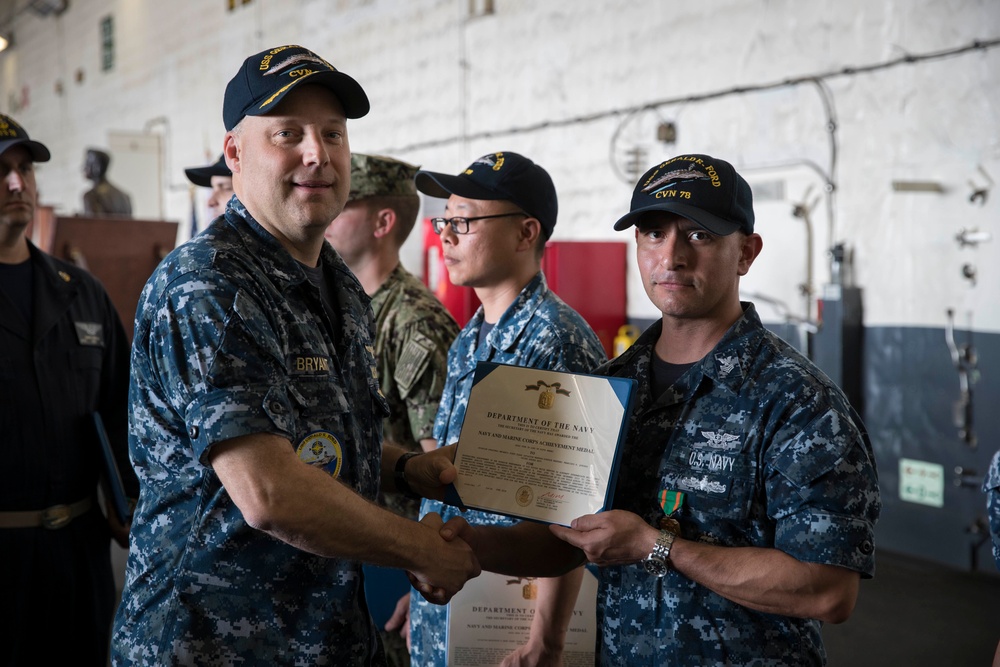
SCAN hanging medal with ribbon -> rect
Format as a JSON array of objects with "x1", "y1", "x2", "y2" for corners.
[{"x1": 657, "y1": 489, "x2": 685, "y2": 534}]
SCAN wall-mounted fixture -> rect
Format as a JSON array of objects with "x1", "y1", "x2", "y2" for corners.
[
  {"x1": 961, "y1": 263, "x2": 977, "y2": 286},
  {"x1": 968, "y1": 165, "x2": 993, "y2": 205},
  {"x1": 657, "y1": 121, "x2": 677, "y2": 144},
  {"x1": 29, "y1": 0, "x2": 68, "y2": 17},
  {"x1": 791, "y1": 185, "x2": 821, "y2": 319},
  {"x1": 891, "y1": 180, "x2": 945, "y2": 193},
  {"x1": 468, "y1": 0, "x2": 494, "y2": 17},
  {"x1": 100, "y1": 15, "x2": 114, "y2": 71},
  {"x1": 945, "y1": 308, "x2": 978, "y2": 448},
  {"x1": 0, "y1": 33, "x2": 13, "y2": 53},
  {"x1": 955, "y1": 228, "x2": 993, "y2": 248}
]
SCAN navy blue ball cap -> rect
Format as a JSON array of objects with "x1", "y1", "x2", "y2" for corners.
[
  {"x1": 184, "y1": 154, "x2": 231, "y2": 188},
  {"x1": 613, "y1": 154, "x2": 754, "y2": 235},
  {"x1": 0, "y1": 113, "x2": 50, "y2": 162},
  {"x1": 223, "y1": 45, "x2": 369, "y2": 131},
  {"x1": 415, "y1": 151, "x2": 558, "y2": 237}
]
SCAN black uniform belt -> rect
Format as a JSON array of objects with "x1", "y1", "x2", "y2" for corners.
[{"x1": 0, "y1": 498, "x2": 93, "y2": 529}]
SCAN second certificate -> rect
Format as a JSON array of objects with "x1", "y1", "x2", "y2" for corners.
[{"x1": 451, "y1": 362, "x2": 635, "y2": 526}]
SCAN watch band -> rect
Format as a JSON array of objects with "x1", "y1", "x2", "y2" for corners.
[
  {"x1": 394, "y1": 451, "x2": 421, "y2": 499},
  {"x1": 642, "y1": 528, "x2": 676, "y2": 577},
  {"x1": 650, "y1": 529, "x2": 675, "y2": 562}
]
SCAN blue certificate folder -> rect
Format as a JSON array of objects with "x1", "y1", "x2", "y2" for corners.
[
  {"x1": 92, "y1": 411, "x2": 133, "y2": 523},
  {"x1": 444, "y1": 361, "x2": 636, "y2": 526},
  {"x1": 363, "y1": 565, "x2": 411, "y2": 629}
]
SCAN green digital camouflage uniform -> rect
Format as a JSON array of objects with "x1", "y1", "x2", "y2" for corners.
[
  {"x1": 371, "y1": 264, "x2": 457, "y2": 517},
  {"x1": 347, "y1": 154, "x2": 458, "y2": 667},
  {"x1": 347, "y1": 153, "x2": 459, "y2": 519}
]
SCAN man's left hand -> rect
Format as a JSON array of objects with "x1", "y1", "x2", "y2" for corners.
[
  {"x1": 404, "y1": 445, "x2": 457, "y2": 500},
  {"x1": 549, "y1": 510, "x2": 658, "y2": 567}
]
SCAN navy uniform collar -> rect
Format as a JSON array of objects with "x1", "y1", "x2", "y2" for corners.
[
  {"x1": 486, "y1": 271, "x2": 548, "y2": 353},
  {"x1": 223, "y1": 197, "x2": 358, "y2": 295},
  {"x1": 697, "y1": 302, "x2": 765, "y2": 393},
  {"x1": 611, "y1": 302, "x2": 765, "y2": 401}
]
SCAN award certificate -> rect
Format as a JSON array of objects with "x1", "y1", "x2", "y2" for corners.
[
  {"x1": 446, "y1": 567, "x2": 598, "y2": 667},
  {"x1": 449, "y1": 362, "x2": 635, "y2": 526}
]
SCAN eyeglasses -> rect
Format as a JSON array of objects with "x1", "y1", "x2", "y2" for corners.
[{"x1": 430, "y1": 212, "x2": 528, "y2": 235}]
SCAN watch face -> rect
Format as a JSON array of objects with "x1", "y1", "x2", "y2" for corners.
[{"x1": 643, "y1": 557, "x2": 668, "y2": 577}]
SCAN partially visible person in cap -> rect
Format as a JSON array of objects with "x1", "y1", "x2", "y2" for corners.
[
  {"x1": 111, "y1": 45, "x2": 480, "y2": 665},
  {"x1": 439, "y1": 153, "x2": 881, "y2": 666},
  {"x1": 82, "y1": 147, "x2": 133, "y2": 217},
  {"x1": 0, "y1": 114, "x2": 136, "y2": 666},
  {"x1": 326, "y1": 153, "x2": 460, "y2": 665},
  {"x1": 400, "y1": 151, "x2": 607, "y2": 667},
  {"x1": 185, "y1": 153, "x2": 234, "y2": 221}
]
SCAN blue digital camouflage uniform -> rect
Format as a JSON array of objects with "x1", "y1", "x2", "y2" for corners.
[
  {"x1": 111, "y1": 198, "x2": 389, "y2": 666},
  {"x1": 372, "y1": 264, "x2": 458, "y2": 518},
  {"x1": 411, "y1": 271, "x2": 607, "y2": 666},
  {"x1": 596, "y1": 303, "x2": 880, "y2": 666},
  {"x1": 984, "y1": 449, "x2": 1000, "y2": 569}
]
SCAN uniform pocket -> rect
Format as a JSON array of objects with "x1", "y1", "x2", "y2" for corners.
[
  {"x1": 661, "y1": 463, "x2": 754, "y2": 522},
  {"x1": 69, "y1": 346, "x2": 104, "y2": 413}
]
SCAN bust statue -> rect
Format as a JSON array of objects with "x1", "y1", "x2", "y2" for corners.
[{"x1": 82, "y1": 148, "x2": 132, "y2": 217}]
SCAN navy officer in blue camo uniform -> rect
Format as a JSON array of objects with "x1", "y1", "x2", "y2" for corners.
[
  {"x1": 985, "y1": 449, "x2": 1000, "y2": 571},
  {"x1": 0, "y1": 114, "x2": 135, "y2": 667},
  {"x1": 404, "y1": 152, "x2": 607, "y2": 666},
  {"x1": 987, "y1": 450, "x2": 1000, "y2": 666},
  {"x1": 441, "y1": 153, "x2": 881, "y2": 666},
  {"x1": 111, "y1": 45, "x2": 479, "y2": 666},
  {"x1": 985, "y1": 449, "x2": 1000, "y2": 575}
]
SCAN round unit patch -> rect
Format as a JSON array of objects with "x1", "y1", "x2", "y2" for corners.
[{"x1": 296, "y1": 430, "x2": 343, "y2": 479}]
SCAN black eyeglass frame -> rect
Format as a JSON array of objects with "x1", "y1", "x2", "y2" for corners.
[{"x1": 430, "y1": 211, "x2": 529, "y2": 235}]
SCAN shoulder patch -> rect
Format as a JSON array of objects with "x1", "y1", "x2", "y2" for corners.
[
  {"x1": 296, "y1": 430, "x2": 344, "y2": 479},
  {"x1": 395, "y1": 332, "x2": 436, "y2": 397}
]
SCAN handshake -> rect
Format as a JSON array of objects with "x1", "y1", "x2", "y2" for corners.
[
  {"x1": 391, "y1": 445, "x2": 482, "y2": 605},
  {"x1": 392, "y1": 443, "x2": 591, "y2": 605},
  {"x1": 404, "y1": 512, "x2": 481, "y2": 605}
]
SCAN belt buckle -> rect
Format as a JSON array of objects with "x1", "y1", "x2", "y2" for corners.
[{"x1": 42, "y1": 504, "x2": 72, "y2": 530}]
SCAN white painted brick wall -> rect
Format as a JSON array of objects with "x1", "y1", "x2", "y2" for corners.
[{"x1": 1, "y1": 0, "x2": 997, "y2": 329}]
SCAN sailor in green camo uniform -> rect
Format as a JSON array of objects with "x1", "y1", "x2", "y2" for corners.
[
  {"x1": 326, "y1": 153, "x2": 459, "y2": 665},
  {"x1": 405, "y1": 152, "x2": 607, "y2": 667},
  {"x1": 326, "y1": 153, "x2": 459, "y2": 520},
  {"x1": 443, "y1": 153, "x2": 881, "y2": 667},
  {"x1": 111, "y1": 45, "x2": 479, "y2": 666}
]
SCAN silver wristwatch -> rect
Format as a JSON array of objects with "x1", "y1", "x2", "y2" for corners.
[{"x1": 642, "y1": 529, "x2": 676, "y2": 577}]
